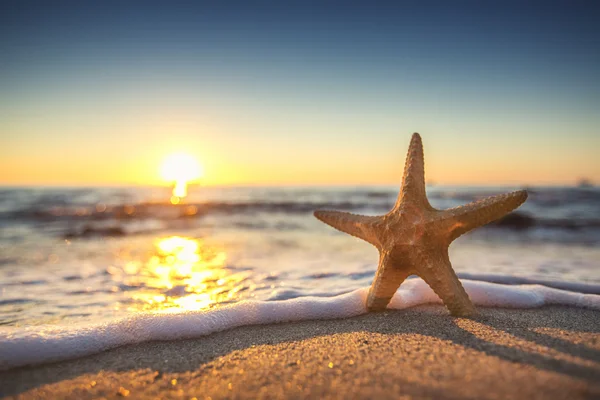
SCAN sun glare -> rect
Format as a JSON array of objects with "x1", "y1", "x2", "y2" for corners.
[
  {"x1": 117, "y1": 236, "x2": 249, "y2": 313},
  {"x1": 160, "y1": 153, "x2": 203, "y2": 204}
]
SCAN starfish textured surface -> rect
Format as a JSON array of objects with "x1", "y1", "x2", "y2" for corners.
[{"x1": 314, "y1": 133, "x2": 528, "y2": 317}]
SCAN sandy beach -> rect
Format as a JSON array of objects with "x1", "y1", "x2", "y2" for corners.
[{"x1": 1, "y1": 306, "x2": 599, "y2": 399}]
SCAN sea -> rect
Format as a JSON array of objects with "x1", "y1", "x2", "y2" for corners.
[
  {"x1": 1, "y1": 184, "x2": 599, "y2": 369},
  {"x1": 1, "y1": 184, "x2": 599, "y2": 327}
]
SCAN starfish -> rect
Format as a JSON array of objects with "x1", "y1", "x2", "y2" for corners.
[{"x1": 314, "y1": 133, "x2": 527, "y2": 317}]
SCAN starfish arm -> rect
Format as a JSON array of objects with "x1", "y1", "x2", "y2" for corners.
[
  {"x1": 394, "y1": 132, "x2": 432, "y2": 210},
  {"x1": 442, "y1": 190, "x2": 528, "y2": 241},
  {"x1": 314, "y1": 210, "x2": 381, "y2": 246},
  {"x1": 366, "y1": 251, "x2": 411, "y2": 311},
  {"x1": 417, "y1": 248, "x2": 476, "y2": 317}
]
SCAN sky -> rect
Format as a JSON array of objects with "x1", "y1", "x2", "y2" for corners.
[{"x1": 1, "y1": 0, "x2": 599, "y2": 187}]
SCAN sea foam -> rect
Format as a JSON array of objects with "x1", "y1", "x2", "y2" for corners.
[{"x1": 1, "y1": 277, "x2": 599, "y2": 371}]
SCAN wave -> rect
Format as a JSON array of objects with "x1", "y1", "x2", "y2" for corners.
[
  {"x1": 1, "y1": 186, "x2": 599, "y2": 240},
  {"x1": 1, "y1": 277, "x2": 599, "y2": 371},
  {"x1": 4, "y1": 198, "x2": 600, "y2": 239}
]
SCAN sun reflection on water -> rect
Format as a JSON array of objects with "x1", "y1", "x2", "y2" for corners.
[{"x1": 116, "y1": 236, "x2": 250, "y2": 313}]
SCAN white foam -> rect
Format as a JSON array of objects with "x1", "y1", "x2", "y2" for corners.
[
  {"x1": 456, "y1": 272, "x2": 600, "y2": 294},
  {"x1": 388, "y1": 279, "x2": 600, "y2": 309},
  {"x1": 1, "y1": 278, "x2": 599, "y2": 371}
]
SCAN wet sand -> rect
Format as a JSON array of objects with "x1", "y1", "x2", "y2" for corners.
[{"x1": 1, "y1": 306, "x2": 599, "y2": 399}]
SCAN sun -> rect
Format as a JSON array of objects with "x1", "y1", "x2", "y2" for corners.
[{"x1": 160, "y1": 153, "x2": 203, "y2": 204}]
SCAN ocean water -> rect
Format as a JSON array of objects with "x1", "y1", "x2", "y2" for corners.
[
  {"x1": 1, "y1": 185, "x2": 600, "y2": 369},
  {"x1": 1, "y1": 185, "x2": 599, "y2": 328}
]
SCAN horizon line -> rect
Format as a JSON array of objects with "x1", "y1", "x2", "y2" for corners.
[{"x1": 0, "y1": 181, "x2": 595, "y2": 190}]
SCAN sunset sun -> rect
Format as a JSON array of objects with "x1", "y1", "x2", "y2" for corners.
[{"x1": 160, "y1": 153, "x2": 203, "y2": 203}]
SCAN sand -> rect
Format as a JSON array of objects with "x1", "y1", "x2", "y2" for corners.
[{"x1": 1, "y1": 306, "x2": 599, "y2": 399}]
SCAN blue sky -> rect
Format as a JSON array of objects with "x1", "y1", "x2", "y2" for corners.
[{"x1": 1, "y1": 1, "x2": 599, "y2": 186}]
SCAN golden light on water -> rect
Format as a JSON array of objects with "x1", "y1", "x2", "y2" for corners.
[
  {"x1": 160, "y1": 153, "x2": 203, "y2": 204},
  {"x1": 113, "y1": 236, "x2": 253, "y2": 313}
]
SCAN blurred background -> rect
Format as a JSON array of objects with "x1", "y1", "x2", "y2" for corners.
[{"x1": 1, "y1": 1, "x2": 599, "y2": 327}]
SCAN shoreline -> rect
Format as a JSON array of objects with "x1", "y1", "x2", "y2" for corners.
[{"x1": 1, "y1": 306, "x2": 599, "y2": 399}]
